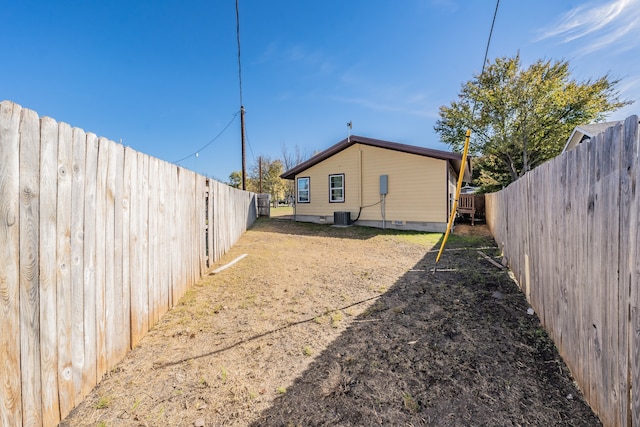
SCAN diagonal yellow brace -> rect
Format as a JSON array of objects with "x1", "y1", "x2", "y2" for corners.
[{"x1": 435, "y1": 128, "x2": 471, "y2": 265}]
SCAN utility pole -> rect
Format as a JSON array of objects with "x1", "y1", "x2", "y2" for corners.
[
  {"x1": 236, "y1": 0, "x2": 246, "y2": 190},
  {"x1": 258, "y1": 156, "x2": 263, "y2": 194},
  {"x1": 241, "y1": 105, "x2": 247, "y2": 190}
]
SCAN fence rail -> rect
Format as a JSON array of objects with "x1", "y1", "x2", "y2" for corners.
[
  {"x1": 486, "y1": 115, "x2": 639, "y2": 427},
  {"x1": 0, "y1": 100, "x2": 257, "y2": 427}
]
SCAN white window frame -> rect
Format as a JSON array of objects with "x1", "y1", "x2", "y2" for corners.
[
  {"x1": 297, "y1": 177, "x2": 310, "y2": 203},
  {"x1": 329, "y1": 174, "x2": 344, "y2": 203}
]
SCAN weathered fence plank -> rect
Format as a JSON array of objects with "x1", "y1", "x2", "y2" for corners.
[
  {"x1": 583, "y1": 134, "x2": 600, "y2": 414},
  {"x1": 561, "y1": 147, "x2": 574, "y2": 383},
  {"x1": 574, "y1": 140, "x2": 590, "y2": 403},
  {"x1": 82, "y1": 133, "x2": 98, "y2": 397},
  {"x1": 56, "y1": 121, "x2": 74, "y2": 419},
  {"x1": 607, "y1": 124, "x2": 623, "y2": 426},
  {"x1": 0, "y1": 100, "x2": 23, "y2": 427},
  {"x1": 633, "y1": 185, "x2": 640, "y2": 425},
  {"x1": 617, "y1": 118, "x2": 633, "y2": 427},
  {"x1": 178, "y1": 167, "x2": 186, "y2": 301},
  {"x1": 188, "y1": 171, "x2": 197, "y2": 288},
  {"x1": 173, "y1": 168, "x2": 183, "y2": 301},
  {"x1": 131, "y1": 152, "x2": 149, "y2": 347},
  {"x1": 207, "y1": 180, "x2": 214, "y2": 270},
  {"x1": 198, "y1": 177, "x2": 204, "y2": 275},
  {"x1": 104, "y1": 139, "x2": 117, "y2": 372},
  {"x1": 183, "y1": 171, "x2": 191, "y2": 288},
  {"x1": 148, "y1": 156, "x2": 159, "y2": 325},
  {"x1": 95, "y1": 137, "x2": 109, "y2": 382},
  {"x1": 566, "y1": 144, "x2": 586, "y2": 403},
  {"x1": 38, "y1": 116, "x2": 61, "y2": 427},
  {"x1": 621, "y1": 115, "x2": 640, "y2": 426},
  {"x1": 71, "y1": 127, "x2": 87, "y2": 405},
  {"x1": 556, "y1": 153, "x2": 568, "y2": 353},
  {"x1": 113, "y1": 142, "x2": 127, "y2": 362},
  {"x1": 141, "y1": 153, "x2": 150, "y2": 335},
  {"x1": 537, "y1": 162, "x2": 552, "y2": 329},
  {"x1": 597, "y1": 125, "x2": 621, "y2": 426},
  {"x1": 122, "y1": 147, "x2": 133, "y2": 353},
  {"x1": 157, "y1": 160, "x2": 169, "y2": 316},
  {"x1": 20, "y1": 107, "x2": 43, "y2": 427},
  {"x1": 168, "y1": 165, "x2": 184, "y2": 305},
  {"x1": 169, "y1": 164, "x2": 179, "y2": 307}
]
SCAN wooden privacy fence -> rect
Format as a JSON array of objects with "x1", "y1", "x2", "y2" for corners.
[
  {"x1": 485, "y1": 115, "x2": 639, "y2": 427},
  {"x1": 0, "y1": 100, "x2": 257, "y2": 427}
]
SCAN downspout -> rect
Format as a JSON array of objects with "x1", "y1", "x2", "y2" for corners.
[
  {"x1": 351, "y1": 146, "x2": 385, "y2": 225},
  {"x1": 357, "y1": 147, "x2": 363, "y2": 225},
  {"x1": 358, "y1": 148, "x2": 363, "y2": 208}
]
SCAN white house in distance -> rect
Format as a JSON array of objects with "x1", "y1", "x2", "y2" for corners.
[
  {"x1": 280, "y1": 135, "x2": 471, "y2": 232},
  {"x1": 562, "y1": 120, "x2": 624, "y2": 153}
]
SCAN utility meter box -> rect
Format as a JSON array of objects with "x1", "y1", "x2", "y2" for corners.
[{"x1": 380, "y1": 175, "x2": 388, "y2": 195}]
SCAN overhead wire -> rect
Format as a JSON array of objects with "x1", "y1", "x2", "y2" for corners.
[
  {"x1": 173, "y1": 0, "x2": 249, "y2": 171},
  {"x1": 472, "y1": 0, "x2": 500, "y2": 121},
  {"x1": 482, "y1": 1, "x2": 499, "y2": 78},
  {"x1": 172, "y1": 111, "x2": 240, "y2": 164},
  {"x1": 245, "y1": 126, "x2": 255, "y2": 162}
]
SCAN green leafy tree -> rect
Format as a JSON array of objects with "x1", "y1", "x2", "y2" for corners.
[
  {"x1": 227, "y1": 170, "x2": 243, "y2": 189},
  {"x1": 472, "y1": 155, "x2": 512, "y2": 193},
  {"x1": 435, "y1": 54, "x2": 631, "y2": 191},
  {"x1": 248, "y1": 156, "x2": 287, "y2": 206}
]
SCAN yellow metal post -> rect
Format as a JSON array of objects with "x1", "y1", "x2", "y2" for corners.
[{"x1": 435, "y1": 129, "x2": 471, "y2": 265}]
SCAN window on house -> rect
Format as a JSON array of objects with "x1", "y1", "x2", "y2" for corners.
[
  {"x1": 297, "y1": 177, "x2": 310, "y2": 203},
  {"x1": 329, "y1": 174, "x2": 344, "y2": 203}
]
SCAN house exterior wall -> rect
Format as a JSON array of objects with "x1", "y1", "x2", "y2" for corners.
[
  {"x1": 294, "y1": 144, "x2": 361, "y2": 217},
  {"x1": 294, "y1": 143, "x2": 449, "y2": 230}
]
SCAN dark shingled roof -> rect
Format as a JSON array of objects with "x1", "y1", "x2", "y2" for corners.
[{"x1": 280, "y1": 135, "x2": 471, "y2": 180}]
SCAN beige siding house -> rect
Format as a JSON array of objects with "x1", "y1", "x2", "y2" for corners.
[{"x1": 281, "y1": 135, "x2": 471, "y2": 232}]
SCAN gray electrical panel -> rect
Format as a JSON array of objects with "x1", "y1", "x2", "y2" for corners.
[{"x1": 380, "y1": 175, "x2": 388, "y2": 195}]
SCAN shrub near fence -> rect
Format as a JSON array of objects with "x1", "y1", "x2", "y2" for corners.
[
  {"x1": 485, "y1": 115, "x2": 639, "y2": 427},
  {"x1": 0, "y1": 100, "x2": 257, "y2": 427}
]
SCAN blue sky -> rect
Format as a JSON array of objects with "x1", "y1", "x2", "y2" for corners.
[{"x1": 2, "y1": 0, "x2": 638, "y2": 182}]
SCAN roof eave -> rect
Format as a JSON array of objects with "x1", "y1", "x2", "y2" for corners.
[
  {"x1": 280, "y1": 137, "x2": 352, "y2": 180},
  {"x1": 281, "y1": 135, "x2": 466, "y2": 180}
]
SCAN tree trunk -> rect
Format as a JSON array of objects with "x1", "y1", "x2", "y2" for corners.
[{"x1": 500, "y1": 153, "x2": 519, "y2": 183}]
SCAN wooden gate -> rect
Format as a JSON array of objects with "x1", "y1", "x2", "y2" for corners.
[{"x1": 257, "y1": 193, "x2": 270, "y2": 217}]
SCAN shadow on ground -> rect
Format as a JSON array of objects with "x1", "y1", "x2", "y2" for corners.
[{"x1": 249, "y1": 242, "x2": 601, "y2": 426}]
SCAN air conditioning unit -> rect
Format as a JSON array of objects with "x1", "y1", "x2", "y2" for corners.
[{"x1": 333, "y1": 211, "x2": 351, "y2": 226}]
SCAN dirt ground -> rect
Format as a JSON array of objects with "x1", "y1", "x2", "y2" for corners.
[{"x1": 61, "y1": 217, "x2": 601, "y2": 426}]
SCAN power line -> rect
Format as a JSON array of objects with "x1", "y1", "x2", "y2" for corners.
[
  {"x1": 472, "y1": 0, "x2": 500, "y2": 120},
  {"x1": 481, "y1": 0, "x2": 500, "y2": 76},
  {"x1": 235, "y1": 0, "x2": 243, "y2": 107},
  {"x1": 172, "y1": 111, "x2": 239, "y2": 164},
  {"x1": 245, "y1": 128, "x2": 255, "y2": 162}
]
